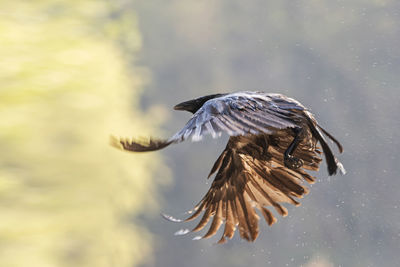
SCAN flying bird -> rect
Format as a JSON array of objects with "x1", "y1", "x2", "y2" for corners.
[{"x1": 111, "y1": 91, "x2": 345, "y2": 243}]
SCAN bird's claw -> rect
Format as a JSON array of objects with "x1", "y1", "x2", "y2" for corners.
[{"x1": 284, "y1": 156, "x2": 303, "y2": 169}]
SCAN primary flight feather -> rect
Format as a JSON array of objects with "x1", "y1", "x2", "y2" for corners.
[{"x1": 111, "y1": 91, "x2": 345, "y2": 243}]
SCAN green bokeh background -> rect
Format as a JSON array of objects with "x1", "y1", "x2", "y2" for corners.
[{"x1": 0, "y1": 1, "x2": 168, "y2": 266}]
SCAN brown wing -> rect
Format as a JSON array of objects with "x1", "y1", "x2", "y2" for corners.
[
  {"x1": 110, "y1": 135, "x2": 173, "y2": 152},
  {"x1": 165, "y1": 133, "x2": 322, "y2": 243}
]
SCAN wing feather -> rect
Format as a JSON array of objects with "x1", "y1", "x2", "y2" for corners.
[
  {"x1": 192, "y1": 205, "x2": 214, "y2": 232},
  {"x1": 203, "y1": 198, "x2": 224, "y2": 239},
  {"x1": 167, "y1": 133, "x2": 323, "y2": 242},
  {"x1": 112, "y1": 92, "x2": 310, "y2": 153},
  {"x1": 168, "y1": 92, "x2": 306, "y2": 144},
  {"x1": 235, "y1": 191, "x2": 251, "y2": 241}
]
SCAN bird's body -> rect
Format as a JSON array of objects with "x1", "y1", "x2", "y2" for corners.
[{"x1": 111, "y1": 91, "x2": 344, "y2": 243}]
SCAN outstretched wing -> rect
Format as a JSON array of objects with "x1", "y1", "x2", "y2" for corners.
[
  {"x1": 164, "y1": 133, "x2": 322, "y2": 243},
  {"x1": 112, "y1": 92, "x2": 306, "y2": 152},
  {"x1": 110, "y1": 135, "x2": 173, "y2": 152}
]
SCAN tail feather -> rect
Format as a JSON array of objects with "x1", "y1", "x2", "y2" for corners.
[
  {"x1": 316, "y1": 124, "x2": 344, "y2": 153},
  {"x1": 305, "y1": 118, "x2": 344, "y2": 176}
]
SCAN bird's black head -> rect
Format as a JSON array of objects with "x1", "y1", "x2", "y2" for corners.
[{"x1": 174, "y1": 93, "x2": 226, "y2": 114}]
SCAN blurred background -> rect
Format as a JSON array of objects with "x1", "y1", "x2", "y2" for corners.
[{"x1": 1, "y1": 0, "x2": 399, "y2": 266}]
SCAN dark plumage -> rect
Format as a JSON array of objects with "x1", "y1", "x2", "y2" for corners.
[{"x1": 111, "y1": 91, "x2": 345, "y2": 243}]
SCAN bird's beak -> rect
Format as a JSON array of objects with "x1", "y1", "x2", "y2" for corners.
[
  {"x1": 173, "y1": 101, "x2": 192, "y2": 111},
  {"x1": 173, "y1": 104, "x2": 184, "y2": 110}
]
